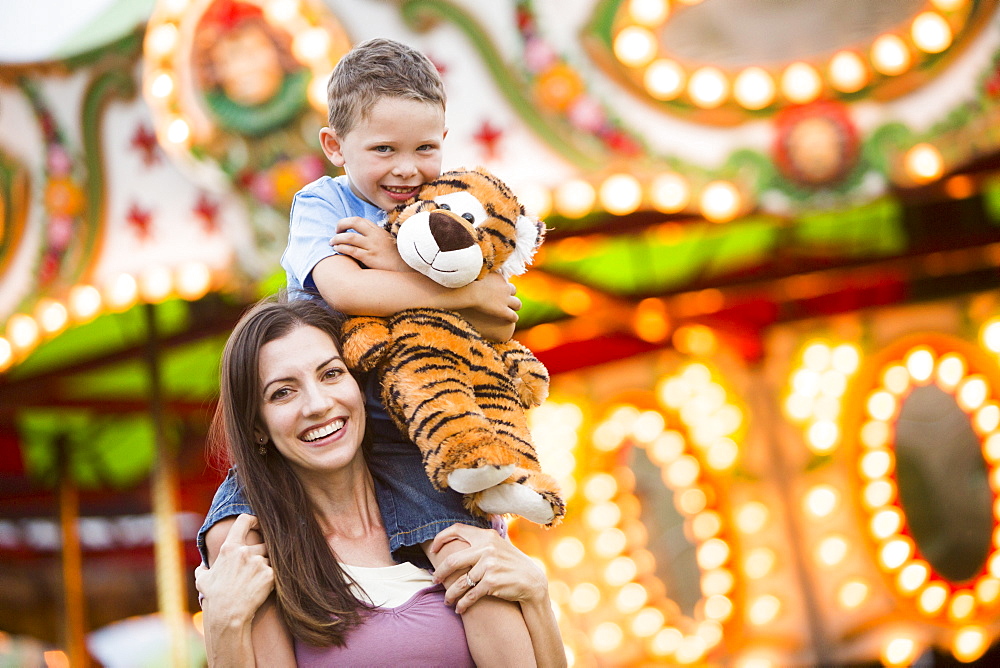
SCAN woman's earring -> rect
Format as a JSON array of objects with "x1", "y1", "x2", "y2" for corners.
[{"x1": 258, "y1": 436, "x2": 267, "y2": 456}]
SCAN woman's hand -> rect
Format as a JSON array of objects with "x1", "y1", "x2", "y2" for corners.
[
  {"x1": 196, "y1": 514, "x2": 274, "y2": 626},
  {"x1": 430, "y1": 523, "x2": 548, "y2": 615}
]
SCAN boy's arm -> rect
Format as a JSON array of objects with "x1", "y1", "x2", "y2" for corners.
[{"x1": 311, "y1": 254, "x2": 521, "y2": 325}]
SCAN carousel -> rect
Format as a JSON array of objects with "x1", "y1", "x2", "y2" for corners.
[{"x1": 4, "y1": 0, "x2": 1000, "y2": 665}]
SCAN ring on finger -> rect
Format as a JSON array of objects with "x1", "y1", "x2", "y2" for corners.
[{"x1": 465, "y1": 573, "x2": 478, "y2": 589}]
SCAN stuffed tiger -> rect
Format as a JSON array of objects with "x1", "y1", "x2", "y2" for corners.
[{"x1": 340, "y1": 167, "x2": 565, "y2": 526}]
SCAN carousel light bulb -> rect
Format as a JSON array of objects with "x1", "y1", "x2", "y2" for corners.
[
  {"x1": 676, "y1": 635, "x2": 708, "y2": 665},
  {"x1": 871, "y1": 507, "x2": 904, "y2": 539},
  {"x1": 594, "y1": 527, "x2": 628, "y2": 558},
  {"x1": 35, "y1": 299, "x2": 68, "y2": 334},
  {"x1": 104, "y1": 273, "x2": 138, "y2": 311},
  {"x1": 866, "y1": 390, "x2": 897, "y2": 421},
  {"x1": 882, "y1": 636, "x2": 918, "y2": 666},
  {"x1": 880, "y1": 537, "x2": 914, "y2": 571},
  {"x1": 632, "y1": 607, "x2": 666, "y2": 637},
  {"x1": 872, "y1": 34, "x2": 912, "y2": 76},
  {"x1": 699, "y1": 181, "x2": 741, "y2": 222},
  {"x1": 735, "y1": 501, "x2": 769, "y2": 534},
  {"x1": 905, "y1": 144, "x2": 944, "y2": 183},
  {"x1": 861, "y1": 419, "x2": 891, "y2": 449},
  {"x1": 691, "y1": 511, "x2": 722, "y2": 541},
  {"x1": 949, "y1": 591, "x2": 976, "y2": 622},
  {"x1": 917, "y1": 582, "x2": 948, "y2": 615},
  {"x1": 651, "y1": 627, "x2": 683, "y2": 657},
  {"x1": 807, "y1": 420, "x2": 839, "y2": 454},
  {"x1": 600, "y1": 173, "x2": 643, "y2": 215},
  {"x1": 931, "y1": 0, "x2": 966, "y2": 9},
  {"x1": 904, "y1": 347, "x2": 935, "y2": 382},
  {"x1": 863, "y1": 479, "x2": 896, "y2": 509},
  {"x1": 701, "y1": 568, "x2": 735, "y2": 595},
  {"x1": 68, "y1": 284, "x2": 102, "y2": 321},
  {"x1": 936, "y1": 354, "x2": 966, "y2": 389},
  {"x1": 516, "y1": 183, "x2": 553, "y2": 220},
  {"x1": 645, "y1": 59, "x2": 686, "y2": 100},
  {"x1": 748, "y1": 594, "x2": 781, "y2": 626},
  {"x1": 265, "y1": 0, "x2": 300, "y2": 26},
  {"x1": 804, "y1": 485, "x2": 839, "y2": 518},
  {"x1": 975, "y1": 577, "x2": 1000, "y2": 605},
  {"x1": 666, "y1": 454, "x2": 700, "y2": 487},
  {"x1": 733, "y1": 67, "x2": 775, "y2": 110},
  {"x1": 551, "y1": 537, "x2": 585, "y2": 568},
  {"x1": 6, "y1": 314, "x2": 39, "y2": 350},
  {"x1": 176, "y1": 262, "x2": 212, "y2": 300},
  {"x1": 861, "y1": 450, "x2": 894, "y2": 480},
  {"x1": 146, "y1": 23, "x2": 179, "y2": 58},
  {"x1": 615, "y1": 26, "x2": 658, "y2": 67},
  {"x1": 803, "y1": 342, "x2": 832, "y2": 371},
  {"x1": 554, "y1": 179, "x2": 596, "y2": 219},
  {"x1": 957, "y1": 376, "x2": 989, "y2": 411},
  {"x1": 837, "y1": 578, "x2": 870, "y2": 609},
  {"x1": 0, "y1": 335, "x2": 12, "y2": 369},
  {"x1": 953, "y1": 626, "x2": 988, "y2": 663},
  {"x1": 981, "y1": 318, "x2": 1000, "y2": 353},
  {"x1": 308, "y1": 76, "x2": 328, "y2": 112},
  {"x1": 689, "y1": 67, "x2": 729, "y2": 108},
  {"x1": 816, "y1": 535, "x2": 849, "y2": 567},
  {"x1": 975, "y1": 403, "x2": 1000, "y2": 434},
  {"x1": 149, "y1": 71, "x2": 175, "y2": 99},
  {"x1": 605, "y1": 556, "x2": 638, "y2": 586},
  {"x1": 592, "y1": 622, "x2": 624, "y2": 653},
  {"x1": 780, "y1": 62, "x2": 822, "y2": 104},
  {"x1": 696, "y1": 538, "x2": 730, "y2": 571},
  {"x1": 615, "y1": 582, "x2": 649, "y2": 613},
  {"x1": 585, "y1": 501, "x2": 622, "y2": 530},
  {"x1": 831, "y1": 344, "x2": 861, "y2": 374},
  {"x1": 292, "y1": 27, "x2": 331, "y2": 64},
  {"x1": 584, "y1": 472, "x2": 618, "y2": 503},
  {"x1": 629, "y1": 0, "x2": 669, "y2": 25},
  {"x1": 829, "y1": 50, "x2": 869, "y2": 93},
  {"x1": 704, "y1": 594, "x2": 734, "y2": 621},
  {"x1": 140, "y1": 265, "x2": 173, "y2": 302},
  {"x1": 568, "y1": 582, "x2": 601, "y2": 613},
  {"x1": 912, "y1": 12, "x2": 953, "y2": 53},
  {"x1": 166, "y1": 117, "x2": 190, "y2": 145},
  {"x1": 650, "y1": 172, "x2": 689, "y2": 212},
  {"x1": 897, "y1": 561, "x2": 930, "y2": 593}
]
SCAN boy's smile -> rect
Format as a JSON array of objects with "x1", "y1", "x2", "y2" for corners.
[{"x1": 320, "y1": 96, "x2": 447, "y2": 212}]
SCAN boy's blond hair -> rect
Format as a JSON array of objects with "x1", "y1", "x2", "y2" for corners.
[{"x1": 326, "y1": 37, "x2": 446, "y2": 136}]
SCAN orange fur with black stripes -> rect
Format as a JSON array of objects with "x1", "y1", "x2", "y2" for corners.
[{"x1": 340, "y1": 168, "x2": 564, "y2": 526}]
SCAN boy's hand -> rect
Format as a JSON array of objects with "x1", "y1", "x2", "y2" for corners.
[
  {"x1": 331, "y1": 217, "x2": 410, "y2": 272},
  {"x1": 470, "y1": 272, "x2": 521, "y2": 323}
]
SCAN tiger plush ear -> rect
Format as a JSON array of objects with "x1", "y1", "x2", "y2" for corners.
[{"x1": 497, "y1": 214, "x2": 545, "y2": 279}]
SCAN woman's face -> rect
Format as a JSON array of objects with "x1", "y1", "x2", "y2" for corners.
[{"x1": 257, "y1": 324, "x2": 366, "y2": 478}]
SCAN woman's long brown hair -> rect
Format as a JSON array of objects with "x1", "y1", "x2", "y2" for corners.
[{"x1": 209, "y1": 295, "x2": 368, "y2": 646}]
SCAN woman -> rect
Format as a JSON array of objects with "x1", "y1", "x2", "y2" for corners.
[{"x1": 194, "y1": 297, "x2": 565, "y2": 665}]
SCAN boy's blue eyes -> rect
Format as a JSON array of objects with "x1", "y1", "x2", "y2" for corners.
[{"x1": 371, "y1": 145, "x2": 437, "y2": 153}]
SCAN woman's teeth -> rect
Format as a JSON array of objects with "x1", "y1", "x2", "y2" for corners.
[{"x1": 303, "y1": 419, "x2": 344, "y2": 442}]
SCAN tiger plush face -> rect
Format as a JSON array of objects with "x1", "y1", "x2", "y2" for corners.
[{"x1": 388, "y1": 167, "x2": 545, "y2": 289}]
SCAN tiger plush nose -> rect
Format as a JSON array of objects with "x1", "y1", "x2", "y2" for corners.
[{"x1": 429, "y1": 211, "x2": 475, "y2": 252}]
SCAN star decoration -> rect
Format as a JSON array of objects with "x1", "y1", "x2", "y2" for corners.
[
  {"x1": 126, "y1": 202, "x2": 153, "y2": 239},
  {"x1": 473, "y1": 119, "x2": 504, "y2": 161},
  {"x1": 130, "y1": 124, "x2": 160, "y2": 167},
  {"x1": 193, "y1": 193, "x2": 220, "y2": 233}
]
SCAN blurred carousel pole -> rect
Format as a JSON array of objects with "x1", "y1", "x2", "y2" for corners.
[
  {"x1": 144, "y1": 303, "x2": 189, "y2": 668},
  {"x1": 56, "y1": 434, "x2": 89, "y2": 667}
]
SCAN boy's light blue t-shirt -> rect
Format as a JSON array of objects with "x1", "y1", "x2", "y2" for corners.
[{"x1": 281, "y1": 175, "x2": 388, "y2": 295}]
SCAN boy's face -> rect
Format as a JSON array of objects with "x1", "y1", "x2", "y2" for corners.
[{"x1": 320, "y1": 97, "x2": 446, "y2": 212}]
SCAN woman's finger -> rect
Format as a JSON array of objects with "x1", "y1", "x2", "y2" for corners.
[{"x1": 226, "y1": 513, "x2": 259, "y2": 547}]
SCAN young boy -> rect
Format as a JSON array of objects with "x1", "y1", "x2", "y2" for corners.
[{"x1": 199, "y1": 38, "x2": 545, "y2": 665}]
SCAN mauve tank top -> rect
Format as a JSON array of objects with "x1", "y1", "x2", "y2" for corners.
[{"x1": 293, "y1": 584, "x2": 474, "y2": 667}]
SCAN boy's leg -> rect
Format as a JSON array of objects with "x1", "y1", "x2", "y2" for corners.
[
  {"x1": 366, "y1": 428, "x2": 536, "y2": 666},
  {"x1": 197, "y1": 469, "x2": 253, "y2": 565}
]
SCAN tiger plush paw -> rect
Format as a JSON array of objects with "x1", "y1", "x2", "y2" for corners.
[
  {"x1": 477, "y1": 483, "x2": 557, "y2": 526},
  {"x1": 448, "y1": 465, "x2": 516, "y2": 494}
]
